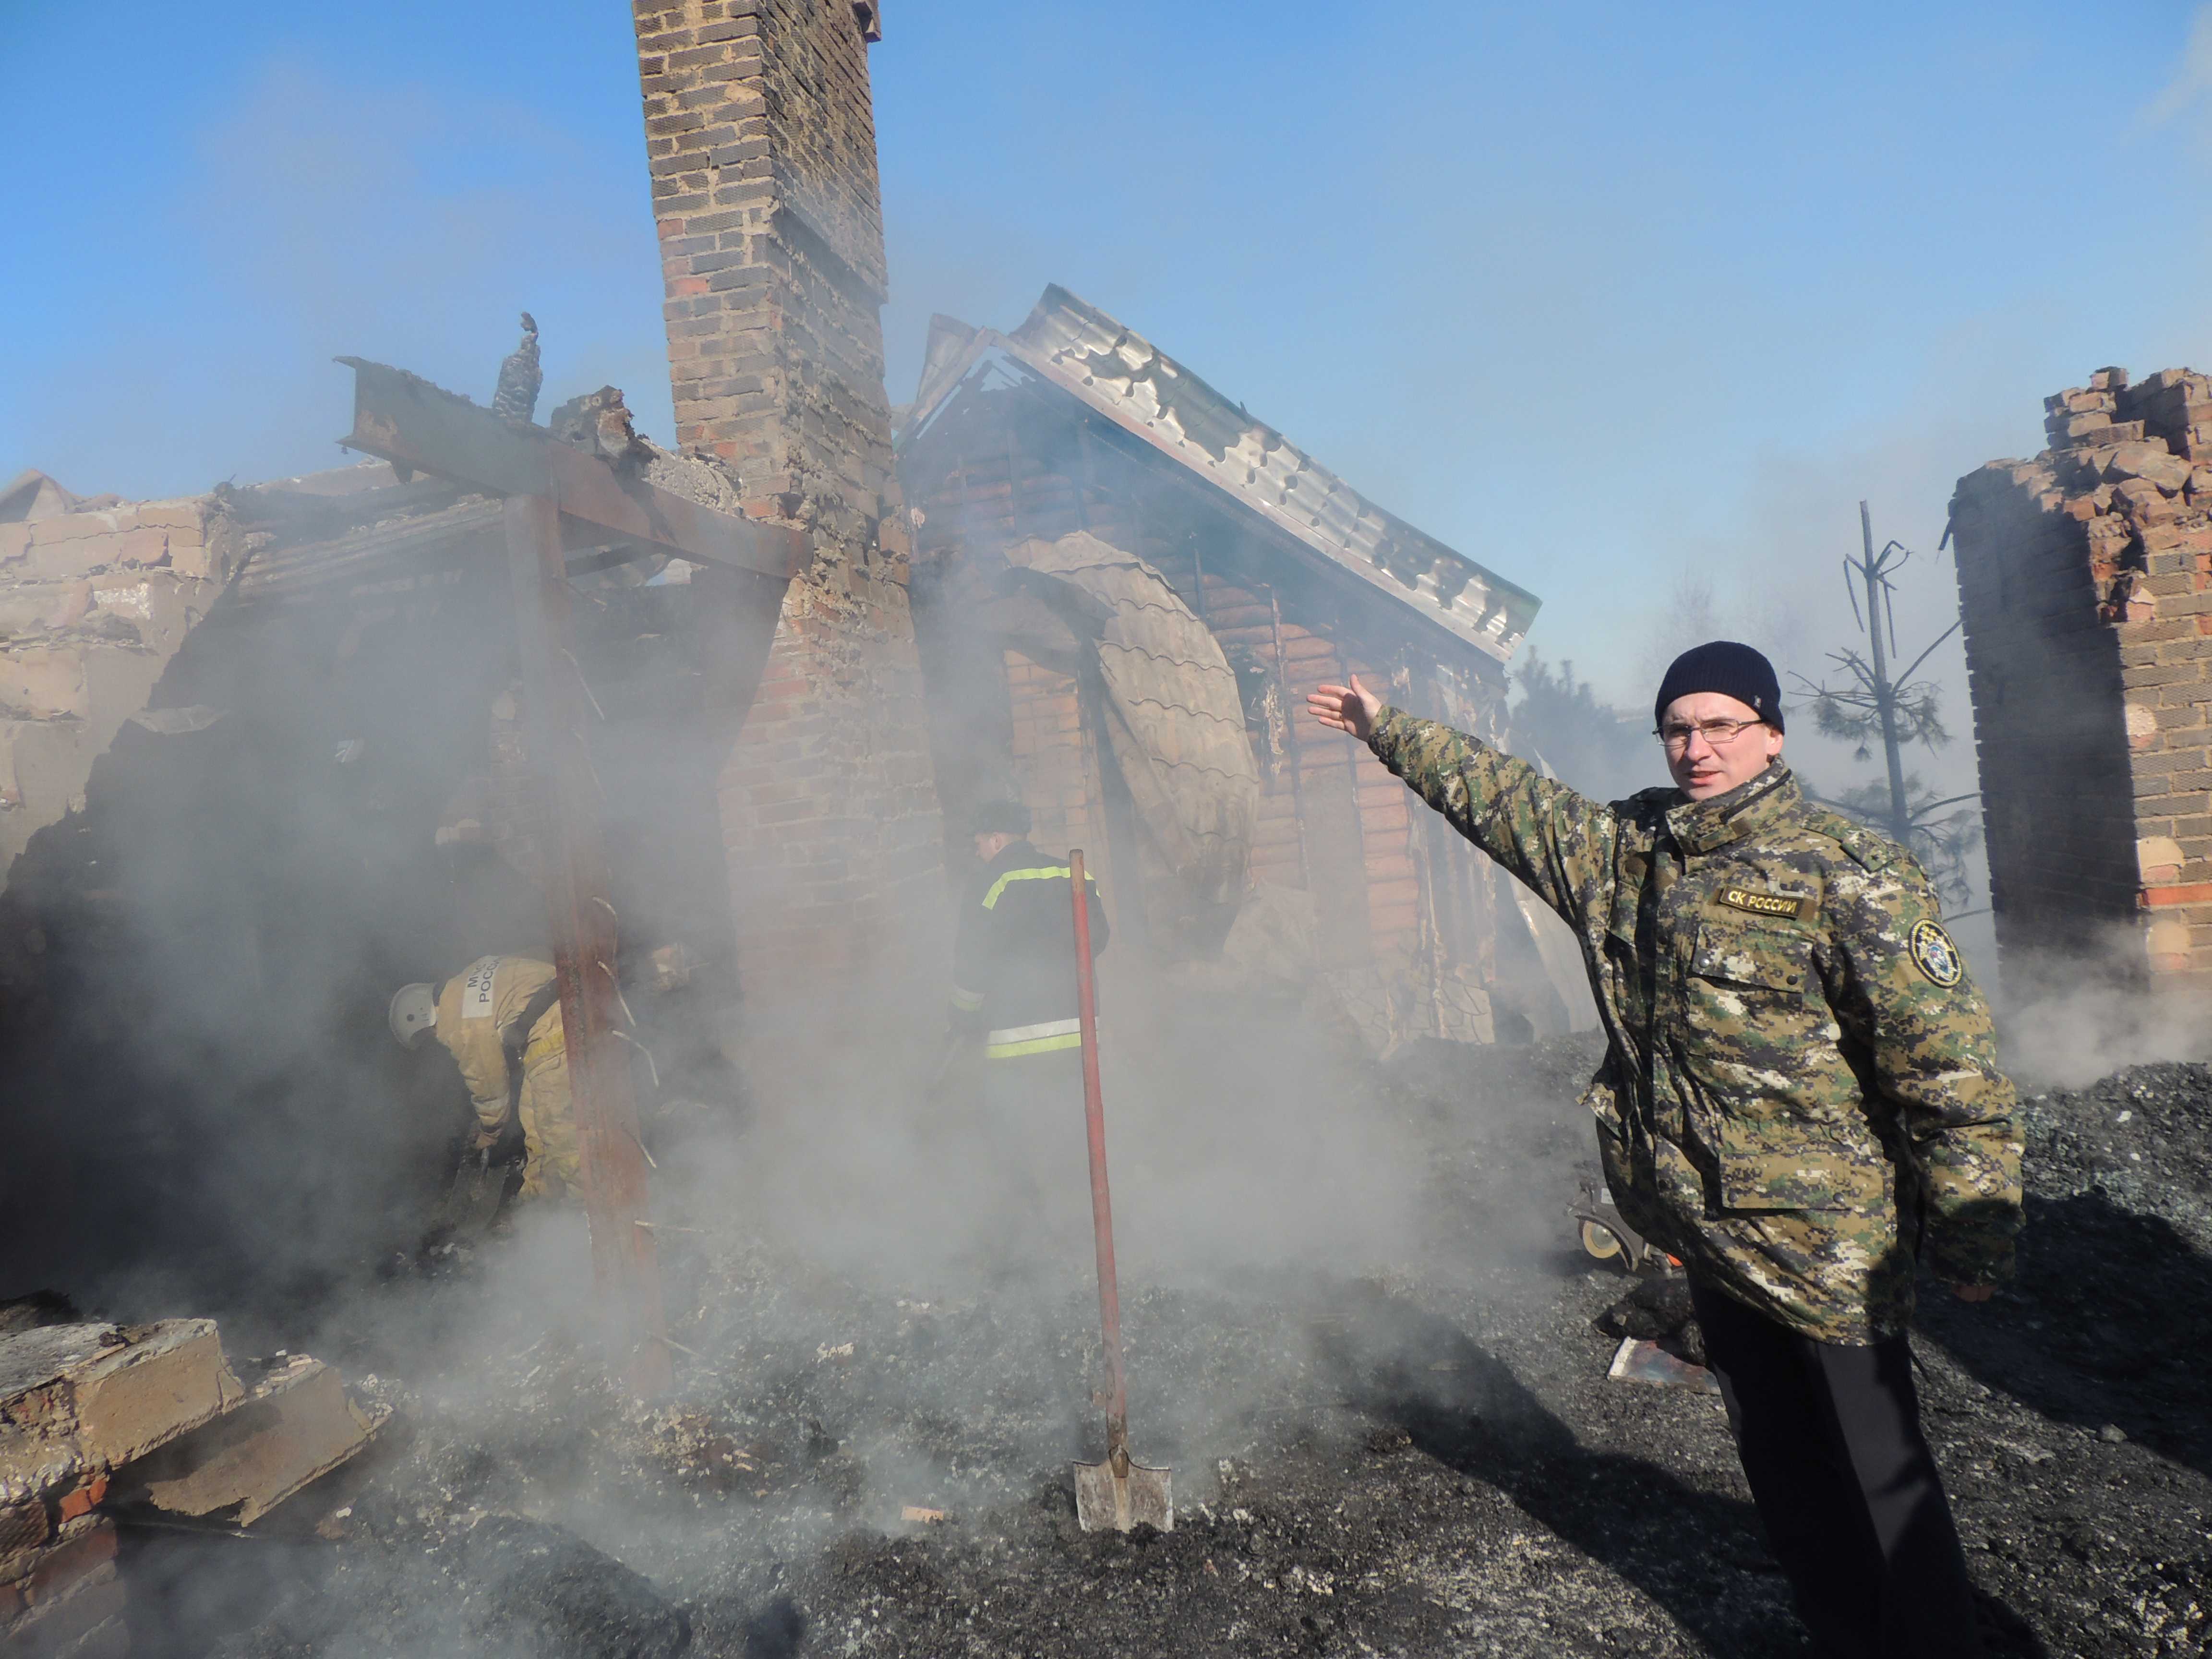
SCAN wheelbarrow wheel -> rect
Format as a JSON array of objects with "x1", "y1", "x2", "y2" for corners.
[{"x1": 1580, "y1": 1219, "x2": 1626, "y2": 1262}]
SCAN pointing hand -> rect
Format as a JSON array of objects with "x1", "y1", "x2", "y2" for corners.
[{"x1": 1307, "y1": 676, "x2": 1382, "y2": 742}]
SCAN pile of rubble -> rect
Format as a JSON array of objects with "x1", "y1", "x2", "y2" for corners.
[{"x1": 0, "y1": 1309, "x2": 383, "y2": 1656}]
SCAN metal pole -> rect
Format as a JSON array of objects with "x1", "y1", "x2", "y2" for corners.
[
  {"x1": 1068, "y1": 850, "x2": 1129, "y2": 1475},
  {"x1": 502, "y1": 493, "x2": 672, "y2": 1398},
  {"x1": 1860, "y1": 500, "x2": 1912, "y2": 845}
]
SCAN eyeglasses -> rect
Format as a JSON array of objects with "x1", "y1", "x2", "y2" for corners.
[{"x1": 1655, "y1": 717, "x2": 1766, "y2": 752}]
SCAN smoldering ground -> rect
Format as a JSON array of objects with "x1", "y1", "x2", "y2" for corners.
[
  {"x1": 110, "y1": 1000, "x2": 1607, "y2": 1659},
  {"x1": 102, "y1": 995, "x2": 2212, "y2": 1659}
]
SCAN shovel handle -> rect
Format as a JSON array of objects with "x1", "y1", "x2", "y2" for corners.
[{"x1": 1069, "y1": 851, "x2": 1128, "y2": 1455}]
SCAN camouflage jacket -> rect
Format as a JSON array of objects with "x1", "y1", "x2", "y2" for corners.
[{"x1": 1369, "y1": 709, "x2": 2023, "y2": 1344}]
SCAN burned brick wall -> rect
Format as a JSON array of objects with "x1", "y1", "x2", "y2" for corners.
[
  {"x1": 633, "y1": 0, "x2": 941, "y2": 1004},
  {"x1": 0, "y1": 488, "x2": 241, "y2": 883},
  {"x1": 1951, "y1": 366, "x2": 2212, "y2": 984}
]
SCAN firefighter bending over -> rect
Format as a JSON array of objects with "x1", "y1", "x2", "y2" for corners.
[{"x1": 388, "y1": 956, "x2": 579, "y2": 1202}]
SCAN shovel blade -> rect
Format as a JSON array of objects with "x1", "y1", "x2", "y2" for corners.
[
  {"x1": 1073, "y1": 1458, "x2": 1173, "y2": 1533},
  {"x1": 441, "y1": 1160, "x2": 508, "y2": 1238}
]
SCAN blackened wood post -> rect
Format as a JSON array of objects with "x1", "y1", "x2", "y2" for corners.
[{"x1": 502, "y1": 492, "x2": 672, "y2": 1398}]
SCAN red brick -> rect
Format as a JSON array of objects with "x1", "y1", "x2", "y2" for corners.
[
  {"x1": 24, "y1": 1521, "x2": 116, "y2": 1605},
  {"x1": 54, "y1": 1474, "x2": 108, "y2": 1524}
]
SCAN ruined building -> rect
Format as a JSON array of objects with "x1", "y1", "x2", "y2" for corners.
[
  {"x1": 0, "y1": 0, "x2": 1569, "y2": 1316},
  {"x1": 897, "y1": 289, "x2": 1562, "y2": 1047},
  {"x1": 0, "y1": 0, "x2": 928, "y2": 1299},
  {"x1": 1950, "y1": 366, "x2": 2212, "y2": 986}
]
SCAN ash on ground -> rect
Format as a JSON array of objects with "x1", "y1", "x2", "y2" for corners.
[{"x1": 129, "y1": 1023, "x2": 2212, "y2": 1658}]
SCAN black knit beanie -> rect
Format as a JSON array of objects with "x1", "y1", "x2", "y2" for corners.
[{"x1": 1653, "y1": 641, "x2": 1784, "y2": 733}]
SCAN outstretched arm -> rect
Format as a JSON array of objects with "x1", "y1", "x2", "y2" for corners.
[{"x1": 1307, "y1": 676, "x2": 1619, "y2": 932}]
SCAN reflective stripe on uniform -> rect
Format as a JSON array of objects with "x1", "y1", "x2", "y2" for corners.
[
  {"x1": 950, "y1": 985, "x2": 986, "y2": 1012},
  {"x1": 981, "y1": 866, "x2": 1074, "y2": 909},
  {"x1": 986, "y1": 1031, "x2": 1084, "y2": 1059},
  {"x1": 985, "y1": 1015, "x2": 1084, "y2": 1059}
]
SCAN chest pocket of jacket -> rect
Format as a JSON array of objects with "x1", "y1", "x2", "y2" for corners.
[
  {"x1": 1681, "y1": 918, "x2": 1864, "y2": 1211},
  {"x1": 1680, "y1": 918, "x2": 1814, "y2": 1087},
  {"x1": 1688, "y1": 921, "x2": 1810, "y2": 999}
]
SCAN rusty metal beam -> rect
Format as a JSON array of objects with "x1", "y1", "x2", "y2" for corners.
[
  {"x1": 337, "y1": 357, "x2": 806, "y2": 582},
  {"x1": 503, "y1": 492, "x2": 673, "y2": 1398}
]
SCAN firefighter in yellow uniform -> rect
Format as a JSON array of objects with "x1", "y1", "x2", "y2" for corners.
[{"x1": 389, "y1": 956, "x2": 581, "y2": 1201}]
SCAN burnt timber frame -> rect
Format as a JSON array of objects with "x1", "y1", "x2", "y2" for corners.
[{"x1": 339, "y1": 358, "x2": 805, "y2": 1396}]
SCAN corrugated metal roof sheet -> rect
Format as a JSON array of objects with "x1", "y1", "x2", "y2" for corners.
[
  {"x1": 1011, "y1": 530, "x2": 1259, "y2": 925},
  {"x1": 906, "y1": 287, "x2": 1540, "y2": 666}
]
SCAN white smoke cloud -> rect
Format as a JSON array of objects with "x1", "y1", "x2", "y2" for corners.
[{"x1": 2144, "y1": 4, "x2": 2212, "y2": 129}]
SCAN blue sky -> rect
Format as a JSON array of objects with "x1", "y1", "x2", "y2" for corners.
[{"x1": 5, "y1": 0, "x2": 2211, "y2": 734}]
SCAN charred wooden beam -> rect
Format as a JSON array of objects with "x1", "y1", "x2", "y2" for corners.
[
  {"x1": 336, "y1": 358, "x2": 806, "y2": 582},
  {"x1": 504, "y1": 492, "x2": 671, "y2": 1398}
]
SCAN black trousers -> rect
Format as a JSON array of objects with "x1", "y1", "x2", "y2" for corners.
[{"x1": 1690, "y1": 1279, "x2": 1982, "y2": 1659}]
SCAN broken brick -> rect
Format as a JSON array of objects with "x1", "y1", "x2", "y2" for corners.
[
  {"x1": 123, "y1": 1355, "x2": 385, "y2": 1527},
  {"x1": 8, "y1": 1575, "x2": 125, "y2": 1654},
  {"x1": 23, "y1": 1519, "x2": 115, "y2": 1606},
  {"x1": 53, "y1": 1473, "x2": 106, "y2": 1525},
  {"x1": 0, "y1": 1321, "x2": 240, "y2": 1472}
]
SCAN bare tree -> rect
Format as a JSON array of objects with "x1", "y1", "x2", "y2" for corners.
[
  {"x1": 1505, "y1": 650, "x2": 1651, "y2": 801},
  {"x1": 1792, "y1": 502, "x2": 1980, "y2": 908}
]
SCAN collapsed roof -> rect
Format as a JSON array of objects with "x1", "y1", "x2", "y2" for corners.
[{"x1": 901, "y1": 285, "x2": 1540, "y2": 667}]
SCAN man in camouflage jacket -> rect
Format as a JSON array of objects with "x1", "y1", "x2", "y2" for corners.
[{"x1": 1311, "y1": 640, "x2": 2021, "y2": 1659}]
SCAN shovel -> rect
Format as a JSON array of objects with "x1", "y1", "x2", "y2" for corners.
[
  {"x1": 438, "y1": 1142, "x2": 510, "y2": 1239},
  {"x1": 1066, "y1": 850, "x2": 1173, "y2": 1533}
]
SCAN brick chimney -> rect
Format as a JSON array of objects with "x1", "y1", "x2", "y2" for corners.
[
  {"x1": 1951, "y1": 366, "x2": 2212, "y2": 987},
  {"x1": 632, "y1": 1, "x2": 941, "y2": 1013}
]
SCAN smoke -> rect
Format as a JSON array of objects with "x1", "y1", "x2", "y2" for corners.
[
  {"x1": 6, "y1": 55, "x2": 675, "y2": 504},
  {"x1": 0, "y1": 409, "x2": 1578, "y2": 1658},
  {"x1": 1992, "y1": 930, "x2": 2212, "y2": 1090},
  {"x1": 2144, "y1": 4, "x2": 2212, "y2": 132}
]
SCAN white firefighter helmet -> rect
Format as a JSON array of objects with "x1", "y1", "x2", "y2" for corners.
[{"x1": 388, "y1": 983, "x2": 438, "y2": 1049}]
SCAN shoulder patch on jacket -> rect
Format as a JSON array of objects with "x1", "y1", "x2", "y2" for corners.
[
  {"x1": 1909, "y1": 919, "x2": 1965, "y2": 986},
  {"x1": 1716, "y1": 886, "x2": 1816, "y2": 922}
]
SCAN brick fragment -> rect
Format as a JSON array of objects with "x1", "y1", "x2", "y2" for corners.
[{"x1": 23, "y1": 1519, "x2": 116, "y2": 1606}]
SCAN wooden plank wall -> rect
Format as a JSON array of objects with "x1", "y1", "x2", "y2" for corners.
[{"x1": 1002, "y1": 648, "x2": 1124, "y2": 923}]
